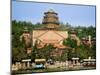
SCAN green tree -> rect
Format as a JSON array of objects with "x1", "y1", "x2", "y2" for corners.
[{"x1": 63, "y1": 38, "x2": 77, "y2": 60}]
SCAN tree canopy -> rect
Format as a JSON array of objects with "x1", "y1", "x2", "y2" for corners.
[{"x1": 12, "y1": 20, "x2": 96, "y2": 62}]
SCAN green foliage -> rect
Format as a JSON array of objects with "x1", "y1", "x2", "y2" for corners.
[
  {"x1": 73, "y1": 44, "x2": 96, "y2": 60},
  {"x1": 12, "y1": 20, "x2": 96, "y2": 62},
  {"x1": 12, "y1": 20, "x2": 34, "y2": 62},
  {"x1": 61, "y1": 50, "x2": 68, "y2": 61},
  {"x1": 63, "y1": 37, "x2": 96, "y2": 60},
  {"x1": 31, "y1": 44, "x2": 55, "y2": 61},
  {"x1": 63, "y1": 38, "x2": 77, "y2": 48},
  {"x1": 12, "y1": 47, "x2": 28, "y2": 62},
  {"x1": 75, "y1": 26, "x2": 96, "y2": 38}
]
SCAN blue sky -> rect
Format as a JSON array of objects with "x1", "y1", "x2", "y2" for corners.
[{"x1": 12, "y1": 1, "x2": 96, "y2": 27}]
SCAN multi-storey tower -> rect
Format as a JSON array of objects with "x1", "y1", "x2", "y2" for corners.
[{"x1": 42, "y1": 9, "x2": 59, "y2": 29}]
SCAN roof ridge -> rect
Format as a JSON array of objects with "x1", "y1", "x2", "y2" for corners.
[
  {"x1": 36, "y1": 30, "x2": 49, "y2": 38},
  {"x1": 54, "y1": 31, "x2": 65, "y2": 39}
]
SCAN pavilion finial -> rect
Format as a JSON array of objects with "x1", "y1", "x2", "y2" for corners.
[
  {"x1": 48, "y1": 8, "x2": 55, "y2": 12},
  {"x1": 24, "y1": 27, "x2": 29, "y2": 32}
]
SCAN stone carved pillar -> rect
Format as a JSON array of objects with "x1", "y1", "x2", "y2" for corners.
[
  {"x1": 22, "y1": 62, "x2": 26, "y2": 69},
  {"x1": 73, "y1": 60, "x2": 75, "y2": 65},
  {"x1": 27, "y1": 62, "x2": 30, "y2": 68}
]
